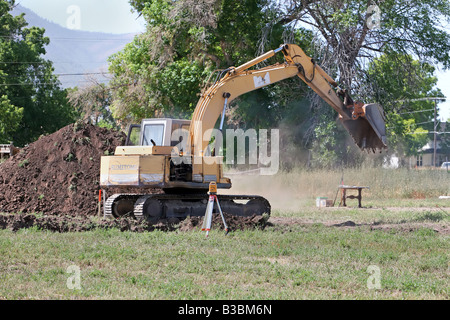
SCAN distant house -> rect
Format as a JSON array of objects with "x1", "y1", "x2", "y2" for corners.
[{"x1": 413, "y1": 122, "x2": 449, "y2": 167}]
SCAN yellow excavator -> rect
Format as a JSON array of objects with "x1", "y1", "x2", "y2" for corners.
[{"x1": 100, "y1": 44, "x2": 387, "y2": 221}]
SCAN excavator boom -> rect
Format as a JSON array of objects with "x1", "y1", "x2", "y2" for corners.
[{"x1": 188, "y1": 44, "x2": 387, "y2": 155}]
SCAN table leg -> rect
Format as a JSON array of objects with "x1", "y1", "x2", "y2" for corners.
[{"x1": 358, "y1": 188, "x2": 362, "y2": 208}]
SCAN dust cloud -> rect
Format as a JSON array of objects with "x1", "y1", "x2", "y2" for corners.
[{"x1": 221, "y1": 170, "x2": 342, "y2": 212}]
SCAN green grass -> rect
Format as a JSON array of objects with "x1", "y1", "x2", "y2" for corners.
[
  {"x1": 0, "y1": 167, "x2": 448, "y2": 300},
  {"x1": 0, "y1": 215, "x2": 448, "y2": 300}
]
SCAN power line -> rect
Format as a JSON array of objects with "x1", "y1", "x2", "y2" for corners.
[
  {"x1": 0, "y1": 61, "x2": 45, "y2": 64},
  {"x1": 54, "y1": 72, "x2": 110, "y2": 76},
  {"x1": 0, "y1": 83, "x2": 60, "y2": 86},
  {"x1": 408, "y1": 132, "x2": 450, "y2": 135},
  {"x1": 0, "y1": 35, "x2": 134, "y2": 41},
  {"x1": 0, "y1": 61, "x2": 110, "y2": 64},
  {"x1": 397, "y1": 108, "x2": 435, "y2": 115},
  {"x1": 0, "y1": 78, "x2": 110, "y2": 86},
  {"x1": 396, "y1": 97, "x2": 447, "y2": 103},
  {"x1": 415, "y1": 121, "x2": 434, "y2": 125},
  {"x1": 49, "y1": 37, "x2": 134, "y2": 41},
  {"x1": 1, "y1": 72, "x2": 110, "y2": 77}
]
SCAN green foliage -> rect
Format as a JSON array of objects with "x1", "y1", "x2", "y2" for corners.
[
  {"x1": 386, "y1": 115, "x2": 430, "y2": 157},
  {"x1": 156, "y1": 58, "x2": 210, "y2": 118},
  {"x1": 107, "y1": 0, "x2": 450, "y2": 168},
  {"x1": 0, "y1": 0, "x2": 77, "y2": 146},
  {"x1": 378, "y1": 0, "x2": 450, "y2": 69},
  {"x1": 367, "y1": 52, "x2": 442, "y2": 107},
  {"x1": 67, "y1": 83, "x2": 116, "y2": 128},
  {"x1": 366, "y1": 52, "x2": 444, "y2": 157},
  {"x1": 18, "y1": 158, "x2": 28, "y2": 167},
  {"x1": 310, "y1": 109, "x2": 365, "y2": 168},
  {"x1": 0, "y1": 94, "x2": 23, "y2": 143},
  {"x1": 312, "y1": 116, "x2": 340, "y2": 168},
  {"x1": 108, "y1": 0, "x2": 286, "y2": 123}
]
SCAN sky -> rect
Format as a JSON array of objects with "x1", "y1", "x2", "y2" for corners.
[
  {"x1": 435, "y1": 69, "x2": 450, "y2": 122},
  {"x1": 17, "y1": 0, "x2": 146, "y2": 34},
  {"x1": 14, "y1": 0, "x2": 450, "y2": 122}
]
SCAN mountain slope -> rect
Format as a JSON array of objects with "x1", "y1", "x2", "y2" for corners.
[{"x1": 11, "y1": 4, "x2": 136, "y2": 88}]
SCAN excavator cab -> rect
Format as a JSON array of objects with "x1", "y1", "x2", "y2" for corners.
[{"x1": 125, "y1": 118, "x2": 191, "y2": 147}]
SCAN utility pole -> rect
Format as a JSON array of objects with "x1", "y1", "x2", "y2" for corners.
[
  {"x1": 434, "y1": 99, "x2": 437, "y2": 167},
  {"x1": 396, "y1": 97, "x2": 446, "y2": 168}
]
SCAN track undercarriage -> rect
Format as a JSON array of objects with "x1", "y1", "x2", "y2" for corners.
[{"x1": 104, "y1": 191, "x2": 271, "y2": 222}]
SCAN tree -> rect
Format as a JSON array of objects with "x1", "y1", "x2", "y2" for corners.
[
  {"x1": 366, "y1": 52, "x2": 444, "y2": 158},
  {"x1": 109, "y1": 0, "x2": 323, "y2": 171},
  {"x1": 108, "y1": 0, "x2": 302, "y2": 126},
  {"x1": 0, "y1": 94, "x2": 22, "y2": 143},
  {"x1": 67, "y1": 80, "x2": 117, "y2": 129},
  {"x1": 0, "y1": 0, "x2": 76, "y2": 146},
  {"x1": 110, "y1": 0, "x2": 450, "y2": 168},
  {"x1": 265, "y1": 0, "x2": 450, "y2": 166},
  {"x1": 272, "y1": 0, "x2": 450, "y2": 89}
]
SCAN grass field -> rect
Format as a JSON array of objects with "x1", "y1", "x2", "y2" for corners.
[{"x1": 0, "y1": 168, "x2": 449, "y2": 300}]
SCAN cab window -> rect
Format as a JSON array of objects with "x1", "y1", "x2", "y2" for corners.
[
  {"x1": 143, "y1": 124, "x2": 164, "y2": 146},
  {"x1": 126, "y1": 124, "x2": 141, "y2": 146}
]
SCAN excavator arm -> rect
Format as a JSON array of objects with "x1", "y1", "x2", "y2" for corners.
[{"x1": 188, "y1": 44, "x2": 387, "y2": 156}]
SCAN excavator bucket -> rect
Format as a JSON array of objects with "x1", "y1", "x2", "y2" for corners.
[{"x1": 341, "y1": 103, "x2": 387, "y2": 152}]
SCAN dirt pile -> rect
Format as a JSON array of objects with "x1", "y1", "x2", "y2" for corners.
[
  {"x1": 0, "y1": 122, "x2": 269, "y2": 233},
  {"x1": 0, "y1": 121, "x2": 126, "y2": 216}
]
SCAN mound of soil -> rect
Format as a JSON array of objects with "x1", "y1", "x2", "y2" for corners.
[
  {"x1": 0, "y1": 121, "x2": 269, "y2": 233},
  {"x1": 0, "y1": 121, "x2": 127, "y2": 216},
  {"x1": 3, "y1": 122, "x2": 446, "y2": 237}
]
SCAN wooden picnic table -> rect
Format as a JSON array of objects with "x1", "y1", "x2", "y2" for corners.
[
  {"x1": 338, "y1": 185, "x2": 369, "y2": 208},
  {"x1": 0, "y1": 144, "x2": 19, "y2": 159}
]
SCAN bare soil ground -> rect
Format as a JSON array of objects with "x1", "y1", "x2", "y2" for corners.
[
  {"x1": 0, "y1": 212, "x2": 268, "y2": 233},
  {"x1": 0, "y1": 212, "x2": 448, "y2": 235},
  {"x1": 269, "y1": 216, "x2": 450, "y2": 235}
]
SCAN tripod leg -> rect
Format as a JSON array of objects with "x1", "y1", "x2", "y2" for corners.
[
  {"x1": 215, "y1": 196, "x2": 229, "y2": 234},
  {"x1": 202, "y1": 196, "x2": 214, "y2": 237}
]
